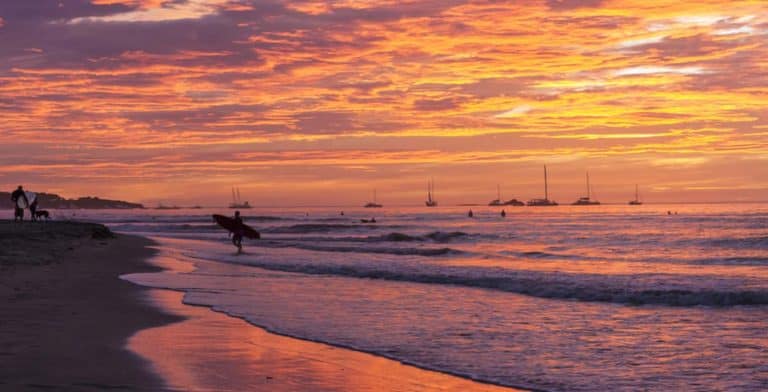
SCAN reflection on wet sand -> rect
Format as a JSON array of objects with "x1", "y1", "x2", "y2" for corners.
[{"x1": 129, "y1": 289, "x2": 519, "y2": 392}]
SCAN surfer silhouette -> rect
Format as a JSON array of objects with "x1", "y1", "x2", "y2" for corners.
[
  {"x1": 468, "y1": 209, "x2": 474, "y2": 218},
  {"x1": 501, "y1": 209, "x2": 506, "y2": 218},
  {"x1": 212, "y1": 212, "x2": 260, "y2": 253},
  {"x1": 10, "y1": 185, "x2": 27, "y2": 222},
  {"x1": 232, "y1": 210, "x2": 244, "y2": 253}
]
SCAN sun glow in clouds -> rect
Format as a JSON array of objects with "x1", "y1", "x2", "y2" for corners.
[
  {"x1": 70, "y1": 0, "x2": 228, "y2": 23},
  {"x1": 0, "y1": 0, "x2": 766, "y2": 204},
  {"x1": 611, "y1": 66, "x2": 708, "y2": 77},
  {"x1": 495, "y1": 106, "x2": 533, "y2": 118}
]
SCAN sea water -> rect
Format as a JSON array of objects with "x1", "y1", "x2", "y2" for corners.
[{"x1": 64, "y1": 204, "x2": 767, "y2": 391}]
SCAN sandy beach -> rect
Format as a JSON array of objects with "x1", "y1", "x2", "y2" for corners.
[
  {"x1": 0, "y1": 220, "x2": 178, "y2": 390},
  {"x1": 0, "y1": 220, "x2": 520, "y2": 391}
]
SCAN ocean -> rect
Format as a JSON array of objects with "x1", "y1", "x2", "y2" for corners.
[{"x1": 68, "y1": 204, "x2": 767, "y2": 391}]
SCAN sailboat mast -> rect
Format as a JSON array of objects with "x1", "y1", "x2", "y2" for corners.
[
  {"x1": 231, "y1": 187, "x2": 236, "y2": 203},
  {"x1": 544, "y1": 165, "x2": 549, "y2": 200},
  {"x1": 586, "y1": 172, "x2": 590, "y2": 199},
  {"x1": 236, "y1": 188, "x2": 241, "y2": 202},
  {"x1": 430, "y1": 179, "x2": 434, "y2": 201}
]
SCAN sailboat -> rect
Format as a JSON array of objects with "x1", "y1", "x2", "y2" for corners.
[
  {"x1": 364, "y1": 189, "x2": 383, "y2": 208},
  {"x1": 488, "y1": 184, "x2": 503, "y2": 206},
  {"x1": 629, "y1": 184, "x2": 642, "y2": 205},
  {"x1": 572, "y1": 172, "x2": 600, "y2": 205},
  {"x1": 228, "y1": 187, "x2": 252, "y2": 209},
  {"x1": 425, "y1": 179, "x2": 438, "y2": 207},
  {"x1": 527, "y1": 165, "x2": 558, "y2": 206},
  {"x1": 489, "y1": 184, "x2": 524, "y2": 206}
]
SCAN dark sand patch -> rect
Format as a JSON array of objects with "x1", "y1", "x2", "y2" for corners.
[{"x1": 0, "y1": 220, "x2": 179, "y2": 391}]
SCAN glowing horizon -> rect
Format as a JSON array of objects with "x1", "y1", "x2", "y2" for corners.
[{"x1": 1, "y1": 0, "x2": 766, "y2": 206}]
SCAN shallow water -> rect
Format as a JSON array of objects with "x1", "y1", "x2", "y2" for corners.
[
  {"x1": 129, "y1": 288, "x2": 517, "y2": 392},
  {"x1": 69, "y1": 204, "x2": 768, "y2": 391}
]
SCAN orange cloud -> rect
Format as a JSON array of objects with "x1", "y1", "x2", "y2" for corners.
[{"x1": 0, "y1": 0, "x2": 766, "y2": 204}]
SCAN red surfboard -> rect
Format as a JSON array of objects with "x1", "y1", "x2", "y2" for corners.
[{"x1": 213, "y1": 214, "x2": 261, "y2": 239}]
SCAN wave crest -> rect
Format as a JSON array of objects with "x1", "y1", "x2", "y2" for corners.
[
  {"x1": 214, "y1": 258, "x2": 768, "y2": 307},
  {"x1": 257, "y1": 241, "x2": 462, "y2": 256}
]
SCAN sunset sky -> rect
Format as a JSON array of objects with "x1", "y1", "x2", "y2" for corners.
[{"x1": 1, "y1": 0, "x2": 766, "y2": 206}]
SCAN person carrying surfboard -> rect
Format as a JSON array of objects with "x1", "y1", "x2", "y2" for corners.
[
  {"x1": 10, "y1": 185, "x2": 28, "y2": 222},
  {"x1": 212, "y1": 212, "x2": 260, "y2": 254}
]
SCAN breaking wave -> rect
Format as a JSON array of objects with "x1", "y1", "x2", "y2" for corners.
[
  {"x1": 265, "y1": 223, "x2": 406, "y2": 234},
  {"x1": 196, "y1": 255, "x2": 768, "y2": 307},
  {"x1": 255, "y1": 241, "x2": 462, "y2": 257},
  {"x1": 364, "y1": 231, "x2": 469, "y2": 243}
]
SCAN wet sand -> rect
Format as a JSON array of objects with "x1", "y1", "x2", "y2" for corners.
[
  {"x1": 0, "y1": 220, "x2": 179, "y2": 390},
  {"x1": 127, "y1": 248, "x2": 523, "y2": 391},
  {"x1": 131, "y1": 289, "x2": 519, "y2": 392}
]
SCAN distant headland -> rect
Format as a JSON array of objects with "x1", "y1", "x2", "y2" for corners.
[{"x1": 1, "y1": 191, "x2": 143, "y2": 209}]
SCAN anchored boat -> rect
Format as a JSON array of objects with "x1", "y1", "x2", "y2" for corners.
[{"x1": 527, "y1": 165, "x2": 558, "y2": 206}]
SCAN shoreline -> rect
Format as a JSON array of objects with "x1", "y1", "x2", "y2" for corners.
[
  {"x1": 126, "y1": 242, "x2": 525, "y2": 391},
  {"x1": 177, "y1": 294, "x2": 532, "y2": 391},
  {"x1": 0, "y1": 220, "x2": 180, "y2": 390},
  {"x1": 136, "y1": 291, "x2": 525, "y2": 391}
]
